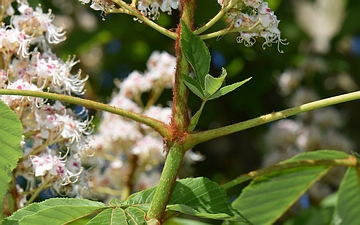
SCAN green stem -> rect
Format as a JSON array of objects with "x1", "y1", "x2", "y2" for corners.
[
  {"x1": 0, "y1": 0, "x2": 11, "y2": 23},
  {"x1": 194, "y1": 0, "x2": 237, "y2": 35},
  {"x1": 221, "y1": 156, "x2": 358, "y2": 190},
  {"x1": 21, "y1": 135, "x2": 63, "y2": 161},
  {"x1": 111, "y1": 0, "x2": 177, "y2": 40},
  {"x1": 199, "y1": 26, "x2": 261, "y2": 40},
  {"x1": 146, "y1": 1, "x2": 196, "y2": 223},
  {"x1": 146, "y1": 144, "x2": 185, "y2": 224},
  {"x1": 26, "y1": 178, "x2": 52, "y2": 206},
  {"x1": 0, "y1": 89, "x2": 171, "y2": 139},
  {"x1": 185, "y1": 91, "x2": 360, "y2": 149},
  {"x1": 170, "y1": 51, "x2": 191, "y2": 133}
]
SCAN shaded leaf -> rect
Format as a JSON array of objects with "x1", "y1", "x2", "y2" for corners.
[
  {"x1": 167, "y1": 204, "x2": 230, "y2": 220},
  {"x1": 283, "y1": 206, "x2": 333, "y2": 225},
  {"x1": 180, "y1": 20, "x2": 210, "y2": 87},
  {"x1": 164, "y1": 217, "x2": 212, "y2": 225},
  {"x1": 333, "y1": 167, "x2": 360, "y2": 225},
  {"x1": 188, "y1": 101, "x2": 206, "y2": 131},
  {"x1": 0, "y1": 100, "x2": 23, "y2": 209},
  {"x1": 183, "y1": 75, "x2": 205, "y2": 99},
  {"x1": 283, "y1": 193, "x2": 337, "y2": 225},
  {"x1": 208, "y1": 77, "x2": 252, "y2": 100}
]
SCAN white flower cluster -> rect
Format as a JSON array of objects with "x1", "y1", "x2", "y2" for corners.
[
  {"x1": 137, "y1": 0, "x2": 179, "y2": 20},
  {"x1": 294, "y1": 0, "x2": 346, "y2": 54},
  {"x1": 219, "y1": 0, "x2": 287, "y2": 52},
  {"x1": 0, "y1": 1, "x2": 91, "y2": 202},
  {"x1": 78, "y1": 0, "x2": 115, "y2": 13},
  {"x1": 86, "y1": 51, "x2": 202, "y2": 200},
  {"x1": 263, "y1": 57, "x2": 353, "y2": 202},
  {"x1": 79, "y1": 0, "x2": 179, "y2": 20}
]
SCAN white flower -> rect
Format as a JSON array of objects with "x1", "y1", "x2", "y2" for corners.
[
  {"x1": 144, "y1": 106, "x2": 172, "y2": 124},
  {"x1": 313, "y1": 108, "x2": 343, "y2": 129},
  {"x1": 295, "y1": 126, "x2": 322, "y2": 151},
  {"x1": 258, "y1": 1, "x2": 271, "y2": 14},
  {"x1": 145, "y1": 51, "x2": 176, "y2": 88},
  {"x1": 228, "y1": 1, "x2": 287, "y2": 52},
  {"x1": 0, "y1": 26, "x2": 31, "y2": 58},
  {"x1": 79, "y1": 0, "x2": 115, "y2": 12},
  {"x1": 56, "y1": 114, "x2": 93, "y2": 143},
  {"x1": 294, "y1": 0, "x2": 346, "y2": 54},
  {"x1": 30, "y1": 154, "x2": 66, "y2": 177},
  {"x1": 243, "y1": 0, "x2": 262, "y2": 8},
  {"x1": 119, "y1": 71, "x2": 153, "y2": 98},
  {"x1": 264, "y1": 119, "x2": 302, "y2": 150},
  {"x1": 99, "y1": 118, "x2": 143, "y2": 143},
  {"x1": 131, "y1": 135, "x2": 164, "y2": 166},
  {"x1": 2, "y1": 79, "x2": 42, "y2": 105},
  {"x1": 108, "y1": 95, "x2": 142, "y2": 113},
  {"x1": 12, "y1": 3, "x2": 66, "y2": 44},
  {"x1": 29, "y1": 52, "x2": 88, "y2": 95},
  {"x1": 137, "y1": 0, "x2": 179, "y2": 20},
  {"x1": 277, "y1": 69, "x2": 303, "y2": 96},
  {"x1": 290, "y1": 88, "x2": 319, "y2": 106}
]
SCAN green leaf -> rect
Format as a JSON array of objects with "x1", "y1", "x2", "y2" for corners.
[
  {"x1": 4, "y1": 198, "x2": 106, "y2": 224},
  {"x1": 283, "y1": 192, "x2": 336, "y2": 225},
  {"x1": 204, "y1": 70, "x2": 227, "y2": 98},
  {"x1": 333, "y1": 167, "x2": 360, "y2": 225},
  {"x1": 352, "y1": 151, "x2": 360, "y2": 164},
  {"x1": 87, "y1": 208, "x2": 127, "y2": 225},
  {"x1": 183, "y1": 74, "x2": 205, "y2": 99},
  {"x1": 207, "y1": 77, "x2": 252, "y2": 100},
  {"x1": 168, "y1": 178, "x2": 239, "y2": 218},
  {"x1": 124, "y1": 178, "x2": 247, "y2": 222},
  {"x1": 125, "y1": 206, "x2": 147, "y2": 225},
  {"x1": 231, "y1": 150, "x2": 348, "y2": 225},
  {"x1": 164, "y1": 217, "x2": 212, "y2": 225},
  {"x1": 0, "y1": 100, "x2": 23, "y2": 209},
  {"x1": 282, "y1": 150, "x2": 350, "y2": 162},
  {"x1": 167, "y1": 204, "x2": 230, "y2": 220},
  {"x1": 283, "y1": 206, "x2": 333, "y2": 225},
  {"x1": 188, "y1": 101, "x2": 206, "y2": 131},
  {"x1": 92, "y1": 199, "x2": 148, "y2": 225},
  {"x1": 180, "y1": 20, "x2": 210, "y2": 87}
]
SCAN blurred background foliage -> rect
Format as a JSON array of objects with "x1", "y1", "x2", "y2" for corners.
[{"x1": 28, "y1": 0, "x2": 360, "y2": 203}]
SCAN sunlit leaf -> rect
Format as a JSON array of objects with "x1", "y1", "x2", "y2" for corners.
[
  {"x1": 87, "y1": 208, "x2": 127, "y2": 225},
  {"x1": 3, "y1": 198, "x2": 106, "y2": 225},
  {"x1": 232, "y1": 150, "x2": 349, "y2": 225},
  {"x1": 124, "y1": 177, "x2": 247, "y2": 222},
  {"x1": 333, "y1": 167, "x2": 360, "y2": 225},
  {"x1": 0, "y1": 100, "x2": 23, "y2": 210},
  {"x1": 204, "y1": 70, "x2": 226, "y2": 98},
  {"x1": 208, "y1": 77, "x2": 251, "y2": 100},
  {"x1": 125, "y1": 206, "x2": 147, "y2": 225}
]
